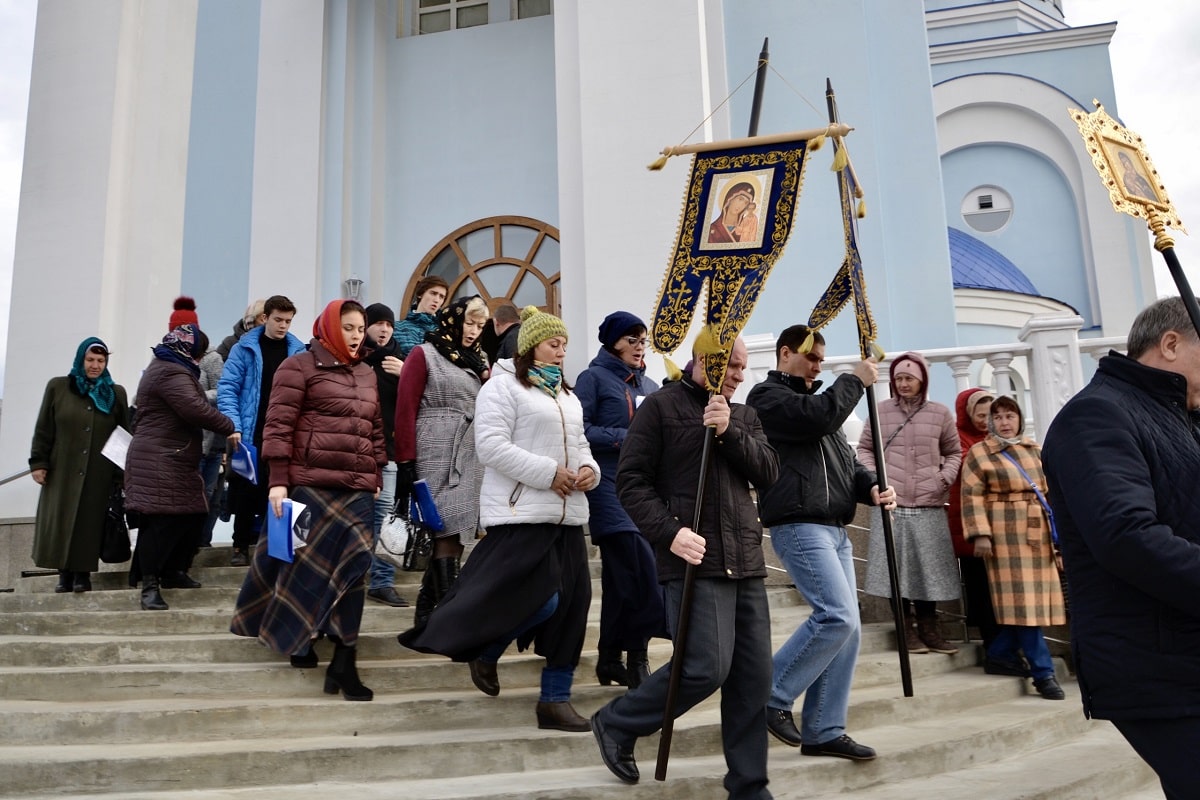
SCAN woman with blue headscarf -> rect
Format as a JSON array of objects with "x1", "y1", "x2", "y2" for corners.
[{"x1": 30, "y1": 337, "x2": 130, "y2": 593}]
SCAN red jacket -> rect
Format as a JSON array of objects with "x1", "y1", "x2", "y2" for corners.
[{"x1": 262, "y1": 341, "x2": 385, "y2": 492}]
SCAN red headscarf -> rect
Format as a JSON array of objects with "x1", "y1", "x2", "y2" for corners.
[
  {"x1": 313, "y1": 299, "x2": 366, "y2": 366},
  {"x1": 954, "y1": 387, "x2": 994, "y2": 453}
]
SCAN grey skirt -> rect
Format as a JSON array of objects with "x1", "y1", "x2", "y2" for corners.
[{"x1": 864, "y1": 506, "x2": 961, "y2": 602}]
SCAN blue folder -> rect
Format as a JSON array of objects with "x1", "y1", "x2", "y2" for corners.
[{"x1": 230, "y1": 441, "x2": 258, "y2": 485}]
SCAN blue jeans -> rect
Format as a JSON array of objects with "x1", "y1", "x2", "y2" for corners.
[
  {"x1": 988, "y1": 625, "x2": 1054, "y2": 680},
  {"x1": 768, "y1": 522, "x2": 861, "y2": 744},
  {"x1": 369, "y1": 462, "x2": 397, "y2": 591}
]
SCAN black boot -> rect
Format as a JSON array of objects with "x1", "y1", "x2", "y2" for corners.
[
  {"x1": 412, "y1": 567, "x2": 436, "y2": 630},
  {"x1": 626, "y1": 650, "x2": 651, "y2": 689},
  {"x1": 323, "y1": 637, "x2": 373, "y2": 701},
  {"x1": 140, "y1": 575, "x2": 169, "y2": 611},
  {"x1": 431, "y1": 556, "x2": 458, "y2": 602},
  {"x1": 73, "y1": 572, "x2": 92, "y2": 593},
  {"x1": 54, "y1": 570, "x2": 74, "y2": 593},
  {"x1": 161, "y1": 570, "x2": 201, "y2": 589},
  {"x1": 596, "y1": 648, "x2": 628, "y2": 687}
]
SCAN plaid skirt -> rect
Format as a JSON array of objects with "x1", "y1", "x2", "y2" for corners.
[{"x1": 230, "y1": 487, "x2": 374, "y2": 656}]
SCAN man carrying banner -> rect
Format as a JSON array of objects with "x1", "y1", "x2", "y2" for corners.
[
  {"x1": 591, "y1": 336, "x2": 779, "y2": 798},
  {"x1": 747, "y1": 325, "x2": 893, "y2": 761}
]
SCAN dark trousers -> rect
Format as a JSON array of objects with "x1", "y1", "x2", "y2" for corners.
[
  {"x1": 596, "y1": 532, "x2": 668, "y2": 651},
  {"x1": 1112, "y1": 717, "x2": 1200, "y2": 800},
  {"x1": 958, "y1": 555, "x2": 999, "y2": 647},
  {"x1": 228, "y1": 469, "x2": 267, "y2": 551},
  {"x1": 136, "y1": 514, "x2": 206, "y2": 580},
  {"x1": 596, "y1": 576, "x2": 773, "y2": 800}
]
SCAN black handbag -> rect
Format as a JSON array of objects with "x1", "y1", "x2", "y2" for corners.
[
  {"x1": 100, "y1": 486, "x2": 131, "y2": 563},
  {"x1": 402, "y1": 523, "x2": 432, "y2": 572}
]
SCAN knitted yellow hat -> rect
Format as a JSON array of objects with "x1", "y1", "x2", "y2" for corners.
[{"x1": 516, "y1": 305, "x2": 569, "y2": 356}]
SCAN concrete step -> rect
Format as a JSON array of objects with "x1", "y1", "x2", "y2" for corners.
[{"x1": 7, "y1": 678, "x2": 1090, "y2": 798}]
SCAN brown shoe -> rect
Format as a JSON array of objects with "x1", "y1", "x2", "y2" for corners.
[
  {"x1": 469, "y1": 659, "x2": 499, "y2": 697},
  {"x1": 536, "y1": 701, "x2": 590, "y2": 732},
  {"x1": 904, "y1": 618, "x2": 929, "y2": 654},
  {"x1": 917, "y1": 616, "x2": 959, "y2": 655}
]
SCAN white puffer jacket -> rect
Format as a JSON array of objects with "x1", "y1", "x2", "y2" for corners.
[{"x1": 475, "y1": 360, "x2": 600, "y2": 528}]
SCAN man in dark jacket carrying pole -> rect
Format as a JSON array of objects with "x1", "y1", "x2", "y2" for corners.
[
  {"x1": 747, "y1": 325, "x2": 894, "y2": 762},
  {"x1": 590, "y1": 336, "x2": 780, "y2": 799},
  {"x1": 1043, "y1": 296, "x2": 1200, "y2": 800}
]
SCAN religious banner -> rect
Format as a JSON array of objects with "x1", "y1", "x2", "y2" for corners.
[
  {"x1": 806, "y1": 136, "x2": 880, "y2": 359},
  {"x1": 649, "y1": 125, "x2": 849, "y2": 391}
]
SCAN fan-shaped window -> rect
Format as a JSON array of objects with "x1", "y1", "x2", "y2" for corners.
[
  {"x1": 961, "y1": 185, "x2": 1013, "y2": 234},
  {"x1": 406, "y1": 216, "x2": 560, "y2": 314}
]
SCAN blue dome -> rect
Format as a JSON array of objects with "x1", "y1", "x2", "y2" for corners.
[{"x1": 948, "y1": 227, "x2": 1039, "y2": 296}]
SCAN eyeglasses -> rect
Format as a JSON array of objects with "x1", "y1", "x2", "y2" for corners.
[{"x1": 623, "y1": 336, "x2": 650, "y2": 348}]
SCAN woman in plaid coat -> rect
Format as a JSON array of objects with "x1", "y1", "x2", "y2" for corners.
[{"x1": 961, "y1": 395, "x2": 1066, "y2": 700}]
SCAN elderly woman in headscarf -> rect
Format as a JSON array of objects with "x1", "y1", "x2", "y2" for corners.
[
  {"x1": 946, "y1": 388, "x2": 1000, "y2": 653},
  {"x1": 961, "y1": 395, "x2": 1067, "y2": 700},
  {"x1": 857, "y1": 351, "x2": 962, "y2": 655},
  {"x1": 30, "y1": 337, "x2": 131, "y2": 593},
  {"x1": 125, "y1": 325, "x2": 235, "y2": 609},
  {"x1": 393, "y1": 294, "x2": 490, "y2": 628},
  {"x1": 231, "y1": 299, "x2": 386, "y2": 702},
  {"x1": 400, "y1": 306, "x2": 600, "y2": 733}
]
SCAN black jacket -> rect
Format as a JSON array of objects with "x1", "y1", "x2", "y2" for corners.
[
  {"x1": 362, "y1": 336, "x2": 402, "y2": 461},
  {"x1": 1043, "y1": 352, "x2": 1200, "y2": 721},
  {"x1": 747, "y1": 371, "x2": 876, "y2": 527},
  {"x1": 617, "y1": 376, "x2": 779, "y2": 583}
]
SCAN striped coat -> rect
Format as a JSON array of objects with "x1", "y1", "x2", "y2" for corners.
[{"x1": 961, "y1": 437, "x2": 1065, "y2": 626}]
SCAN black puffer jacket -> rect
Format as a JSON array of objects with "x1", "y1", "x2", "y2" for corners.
[
  {"x1": 125, "y1": 358, "x2": 235, "y2": 514},
  {"x1": 617, "y1": 376, "x2": 779, "y2": 583},
  {"x1": 748, "y1": 371, "x2": 876, "y2": 527},
  {"x1": 1043, "y1": 352, "x2": 1200, "y2": 720}
]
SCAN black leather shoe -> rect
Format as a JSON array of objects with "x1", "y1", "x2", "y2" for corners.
[
  {"x1": 290, "y1": 645, "x2": 319, "y2": 669},
  {"x1": 54, "y1": 571, "x2": 74, "y2": 593},
  {"x1": 230, "y1": 548, "x2": 249, "y2": 567},
  {"x1": 469, "y1": 659, "x2": 500, "y2": 697},
  {"x1": 800, "y1": 734, "x2": 877, "y2": 761},
  {"x1": 72, "y1": 572, "x2": 92, "y2": 593},
  {"x1": 591, "y1": 713, "x2": 639, "y2": 784},
  {"x1": 766, "y1": 706, "x2": 802, "y2": 747},
  {"x1": 984, "y1": 657, "x2": 1030, "y2": 677},
  {"x1": 366, "y1": 586, "x2": 410, "y2": 607},
  {"x1": 1034, "y1": 676, "x2": 1065, "y2": 700}
]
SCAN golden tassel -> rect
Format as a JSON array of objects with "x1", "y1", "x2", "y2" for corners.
[
  {"x1": 857, "y1": 198, "x2": 866, "y2": 219},
  {"x1": 831, "y1": 143, "x2": 848, "y2": 172},
  {"x1": 663, "y1": 355, "x2": 683, "y2": 382},
  {"x1": 647, "y1": 154, "x2": 669, "y2": 172},
  {"x1": 799, "y1": 332, "x2": 815, "y2": 354},
  {"x1": 809, "y1": 133, "x2": 826, "y2": 152},
  {"x1": 693, "y1": 324, "x2": 725, "y2": 356},
  {"x1": 869, "y1": 341, "x2": 886, "y2": 361}
]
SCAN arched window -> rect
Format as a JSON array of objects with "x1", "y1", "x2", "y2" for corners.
[{"x1": 405, "y1": 215, "x2": 560, "y2": 314}]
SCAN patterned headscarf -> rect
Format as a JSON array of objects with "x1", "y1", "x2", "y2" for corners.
[
  {"x1": 152, "y1": 324, "x2": 204, "y2": 377},
  {"x1": 424, "y1": 295, "x2": 489, "y2": 378},
  {"x1": 313, "y1": 299, "x2": 366, "y2": 365},
  {"x1": 68, "y1": 337, "x2": 117, "y2": 414}
]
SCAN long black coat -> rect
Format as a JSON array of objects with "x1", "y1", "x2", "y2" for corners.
[
  {"x1": 1043, "y1": 352, "x2": 1200, "y2": 720},
  {"x1": 617, "y1": 375, "x2": 779, "y2": 584}
]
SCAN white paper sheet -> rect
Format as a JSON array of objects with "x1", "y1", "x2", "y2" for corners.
[{"x1": 101, "y1": 426, "x2": 132, "y2": 469}]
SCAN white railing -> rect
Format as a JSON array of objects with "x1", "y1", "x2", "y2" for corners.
[{"x1": 744, "y1": 313, "x2": 1127, "y2": 442}]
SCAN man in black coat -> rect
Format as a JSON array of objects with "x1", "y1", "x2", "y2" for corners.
[
  {"x1": 747, "y1": 325, "x2": 892, "y2": 761},
  {"x1": 1043, "y1": 296, "x2": 1200, "y2": 800},
  {"x1": 590, "y1": 337, "x2": 780, "y2": 799}
]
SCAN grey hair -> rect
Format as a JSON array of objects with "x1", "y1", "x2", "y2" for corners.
[{"x1": 1127, "y1": 296, "x2": 1200, "y2": 359}]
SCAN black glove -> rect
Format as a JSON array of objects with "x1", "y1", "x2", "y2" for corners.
[{"x1": 395, "y1": 461, "x2": 418, "y2": 515}]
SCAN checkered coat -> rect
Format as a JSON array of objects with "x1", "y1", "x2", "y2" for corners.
[{"x1": 961, "y1": 437, "x2": 1065, "y2": 626}]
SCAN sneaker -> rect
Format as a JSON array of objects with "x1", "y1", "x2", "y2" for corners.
[
  {"x1": 765, "y1": 707, "x2": 802, "y2": 747},
  {"x1": 984, "y1": 657, "x2": 1030, "y2": 677},
  {"x1": 230, "y1": 548, "x2": 249, "y2": 567},
  {"x1": 1033, "y1": 676, "x2": 1065, "y2": 700},
  {"x1": 800, "y1": 734, "x2": 877, "y2": 761},
  {"x1": 367, "y1": 586, "x2": 410, "y2": 607}
]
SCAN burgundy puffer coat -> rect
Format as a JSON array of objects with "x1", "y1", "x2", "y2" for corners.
[
  {"x1": 125, "y1": 358, "x2": 235, "y2": 514},
  {"x1": 262, "y1": 340, "x2": 385, "y2": 492}
]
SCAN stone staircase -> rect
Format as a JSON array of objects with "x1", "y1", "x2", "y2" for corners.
[{"x1": 0, "y1": 545, "x2": 1161, "y2": 799}]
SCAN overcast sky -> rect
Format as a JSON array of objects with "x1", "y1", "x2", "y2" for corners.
[{"x1": 0, "y1": 1, "x2": 1198, "y2": 394}]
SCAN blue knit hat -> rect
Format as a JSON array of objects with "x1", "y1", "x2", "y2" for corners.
[{"x1": 598, "y1": 311, "x2": 646, "y2": 349}]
